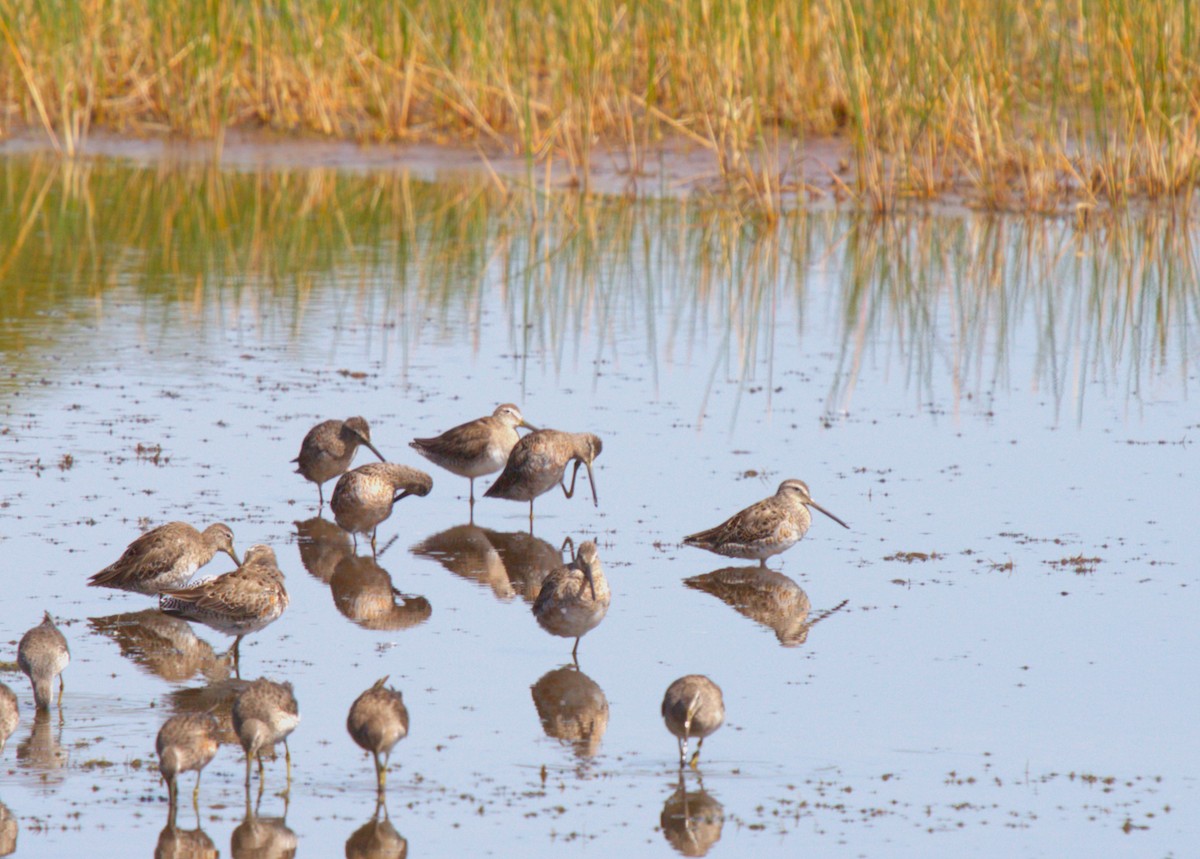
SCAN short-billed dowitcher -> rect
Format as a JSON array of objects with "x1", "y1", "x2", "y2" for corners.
[
  {"x1": 683, "y1": 479, "x2": 848, "y2": 567},
  {"x1": 232, "y1": 678, "x2": 300, "y2": 793},
  {"x1": 532, "y1": 540, "x2": 610, "y2": 660},
  {"x1": 159, "y1": 545, "x2": 289, "y2": 676},
  {"x1": 410, "y1": 404, "x2": 536, "y2": 514},
  {"x1": 157, "y1": 712, "x2": 220, "y2": 813},
  {"x1": 484, "y1": 430, "x2": 602, "y2": 530},
  {"x1": 0, "y1": 682, "x2": 18, "y2": 754},
  {"x1": 661, "y1": 675, "x2": 725, "y2": 769},
  {"x1": 17, "y1": 612, "x2": 70, "y2": 710},
  {"x1": 294, "y1": 416, "x2": 386, "y2": 509},
  {"x1": 331, "y1": 462, "x2": 433, "y2": 556},
  {"x1": 88, "y1": 521, "x2": 241, "y2": 594},
  {"x1": 347, "y1": 676, "x2": 409, "y2": 793}
]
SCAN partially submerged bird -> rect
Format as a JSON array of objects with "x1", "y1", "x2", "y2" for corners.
[
  {"x1": 294, "y1": 416, "x2": 386, "y2": 509},
  {"x1": 484, "y1": 429, "x2": 602, "y2": 530},
  {"x1": 17, "y1": 612, "x2": 70, "y2": 710},
  {"x1": 347, "y1": 676, "x2": 409, "y2": 794},
  {"x1": 232, "y1": 678, "x2": 300, "y2": 794},
  {"x1": 410, "y1": 403, "x2": 536, "y2": 514},
  {"x1": 331, "y1": 462, "x2": 433, "y2": 556},
  {"x1": 0, "y1": 682, "x2": 17, "y2": 754},
  {"x1": 159, "y1": 545, "x2": 289, "y2": 676},
  {"x1": 157, "y1": 713, "x2": 220, "y2": 815},
  {"x1": 88, "y1": 521, "x2": 241, "y2": 594},
  {"x1": 661, "y1": 675, "x2": 725, "y2": 769},
  {"x1": 683, "y1": 479, "x2": 847, "y2": 567},
  {"x1": 532, "y1": 540, "x2": 610, "y2": 661}
]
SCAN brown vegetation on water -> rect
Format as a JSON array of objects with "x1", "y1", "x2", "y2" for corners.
[{"x1": 1, "y1": 1, "x2": 1198, "y2": 213}]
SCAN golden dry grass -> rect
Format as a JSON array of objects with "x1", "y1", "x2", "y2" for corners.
[{"x1": 0, "y1": 0, "x2": 1197, "y2": 214}]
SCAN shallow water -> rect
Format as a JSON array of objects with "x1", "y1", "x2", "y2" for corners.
[{"x1": 0, "y1": 155, "x2": 1197, "y2": 857}]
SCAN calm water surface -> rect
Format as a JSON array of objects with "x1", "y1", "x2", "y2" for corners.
[{"x1": 0, "y1": 155, "x2": 1197, "y2": 857}]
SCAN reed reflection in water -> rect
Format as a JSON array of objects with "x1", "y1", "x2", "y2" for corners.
[{"x1": 0, "y1": 156, "x2": 1192, "y2": 424}]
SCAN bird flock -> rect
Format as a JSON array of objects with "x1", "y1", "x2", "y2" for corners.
[{"x1": 1, "y1": 402, "x2": 848, "y2": 816}]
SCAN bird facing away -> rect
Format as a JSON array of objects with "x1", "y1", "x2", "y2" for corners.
[
  {"x1": 683, "y1": 479, "x2": 848, "y2": 567},
  {"x1": 331, "y1": 462, "x2": 433, "y2": 556},
  {"x1": 661, "y1": 675, "x2": 725, "y2": 769},
  {"x1": 347, "y1": 676, "x2": 409, "y2": 794},
  {"x1": 88, "y1": 521, "x2": 241, "y2": 594},
  {"x1": 157, "y1": 713, "x2": 220, "y2": 815},
  {"x1": 232, "y1": 678, "x2": 300, "y2": 794},
  {"x1": 294, "y1": 416, "x2": 386, "y2": 509},
  {"x1": 410, "y1": 403, "x2": 537, "y2": 514},
  {"x1": 0, "y1": 683, "x2": 17, "y2": 754},
  {"x1": 532, "y1": 540, "x2": 610, "y2": 661},
  {"x1": 484, "y1": 429, "x2": 603, "y2": 531},
  {"x1": 159, "y1": 545, "x2": 289, "y2": 676},
  {"x1": 17, "y1": 612, "x2": 70, "y2": 710}
]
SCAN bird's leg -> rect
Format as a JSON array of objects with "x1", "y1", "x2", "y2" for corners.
[
  {"x1": 318, "y1": 483, "x2": 325, "y2": 510},
  {"x1": 192, "y1": 771, "x2": 202, "y2": 810},
  {"x1": 528, "y1": 500, "x2": 534, "y2": 534},
  {"x1": 244, "y1": 753, "x2": 253, "y2": 787},
  {"x1": 677, "y1": 736, "x2": 688, "y2": 768},
  {"x1": 232, "y1": 636, "x2": 243, "y2": 679},
  {"x1": 560, "y1": 459, "x2": 584, "y2": 498},
  {"x1": 375, "y1": 751, "x2": 386, "y2": 793},
  {"x1": 57, "y1": 675, "x2": 65, "y2": 708},
  {"x1": 370, "y1": 529, "x2": 378, "y2": 558},
  {"x1": 284, "y1": 738, "x2": 293, "y2": 794},
  {"x1": 571, "y1": 637, "x2": 581, "y2": 664},
  {"x1": 759, "y1": 558, "x2": 767, "y2": 568},
  {"x1": 689, "y1": 737, "x2": 704, "y2": 770},
  {"x1": 167, "y1": 775, "x2": 177, "y2": 810}
]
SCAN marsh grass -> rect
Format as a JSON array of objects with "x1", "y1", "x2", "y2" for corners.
[{"x1": 2, "y1": 1, "x2": 1199, "y2": 212}]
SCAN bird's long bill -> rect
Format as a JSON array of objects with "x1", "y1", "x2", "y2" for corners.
[
  {"x1": 582, "y1": 562, "x2": 597, "y2": 600},
  {"x1": 811, "y1": 500, "x2": 849, "y2": 529},
  {"x1": 584, "y1": 460, "x2": 599, "y2": 507},
  {"x1": 364, "y1": 440, "x2": 387, "y2": 463},
  {"x1": 520, "y1": 420, "x2": 539, "y2": 431},
  {"x1": 225, "y1": 548, "x2": 243, "y2": 566}
]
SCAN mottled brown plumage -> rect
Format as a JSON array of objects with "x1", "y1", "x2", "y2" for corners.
[
  {"x1": 159, "y1": 545, "x2": 289, "y2": 676},
  {"x1": 294, "y1": 416, "x2": 386, "y2": 508},
  {"x1": 17, "y1": 612, "x2": 70, "y2": 710},
  {"x1": 89, "y1": 521, "x2": 240, "y2": 594},
  {"x1": 0, "y1": 683, "x2": 18, "y2": 755},
  {"x1": 683, "y1": 479, "x2": 848, "y2": 567},
  {"x1": 532, "y1": 541, "x2": 610, "y2": 660},
  {"x1": 662, "y1": 675, "x2": 725, "y2": 769},
  {"x1": 331, "y1": 462, "x2": 433, "y2": 556},
  {"x1": 347, "y1": 676, "x2": 409, "y2": 793},
  {"x1": 410, "y1": 404, "x2": 535, "y2": 512},
  {"x1": 484, "y1": 429, "x2": 602, "y2": 530},
  {"x1": 232, "y1": 678, "x2": 300, "y2": 793},
  {"x1": 157, "y1": 713, "x2": 220, "y2": 812}
]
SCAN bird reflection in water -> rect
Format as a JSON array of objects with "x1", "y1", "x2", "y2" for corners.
[
  {"x1": 410, "y1": 525, "x2": 567, "y2": 602},
  {"x1": 155, "y1": 821, "x2": 218, "y2": 859},
  {"x1": 89, "y1": 609, "x2": 233, "y2": 684},
  {"x1": 530, "y1": 664, "x2": 610, "y2": 759},
  {"x1": 660, "y1": 772, "x2": 725, "y2": 857},
  {"x1": 684, "y1": 567, "x2": 848, "y2": 647},
  {"x1": 231, "y1": 786, "x2": 297, "y2": 859},
  {"x1": 16, "y1": 709, "x2": 67, "y2": 781},
  {"x1": 345, "y1": 796, "x2": 408, "y2": 859},
  {"x1": 293, "y1": 517, "x2": 355, "y2": 584},
  {"x1": 0, "y1": 802, "x2": 16, "y2": 857},
  {"x1": 166, "y1": 678, "x2": 250, "y2": 747},
  {"x1": 330, "y1": 554, "x2": 432, "y2": 631}
]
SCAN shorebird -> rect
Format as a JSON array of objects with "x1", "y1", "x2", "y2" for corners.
[
  {"x1": 410, "y1": 404, "x2": 536, "y2": 516},
  {"x1": 294, "y1": 417, "x2": 386, "y2": 509},
  {"x1": 232, "y1": 678, "x2": 300, "y2": 794},
  {"x1": 88, "y1": 522, "x2": 241, "y2": 594},
  {"x1": 0, "y1": 683, "x2": 17, "y2": 754},
  {"x1": 532, "y1": 540, "x2": 610, "y2": 660},
  {"x1": 683, "y1": 479, "x2": 848, "y2": 567},
  {"x1": 17, "y1": 612, "x2": 70, "y2": 710},
  {"x1": 347, "y1": 676, "x2": 409, "y2": 794},
  {"x1": 159, "y1": 545, "x2": 289, "y2": 676},
  {"x1": 157, "y1": 713, "x2": 220, "y2": 815},
  {"x1": 484, "y1": 430, "x2": 602, "y2": 531},
  {"x1": 661, "y1": 675, "x2": 725, "y2": 769},
  {"x1": 331, "y1": 462, "x2": 433, "y2": 556}
]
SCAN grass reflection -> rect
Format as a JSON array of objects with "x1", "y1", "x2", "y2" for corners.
[{"x1": 0, "y1": 156, "x2": 1194, "y2": 418}]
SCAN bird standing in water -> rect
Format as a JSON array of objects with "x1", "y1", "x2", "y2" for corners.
[
  {"x1": 484, "y1": 429, "x2": 602, "y2": 532},
  {"x1": 88, "y1": 521, "x2": 240, "y2": 594},
  {"x1": 17, "y1": 612, "x2": 70, "y2": 711},
  {"x1": 294, "y1": 417, "x2": 386, "y2": 509},
  {"x1": 347, "y1": 676, "x2": 410, "y2": 794},
  {"x1": 410, "y1": 403, "x2": 536, "y2": 517},
  {"x1": 330, "y1": 462, "x2": 433, "y2": 556},
  {"x1": 683, "y1": 479, "x2": 847, "y2": 567},
  {"x1": 661, "y1": 675, "x2": 725, "y2": 769},
  {"x1": 232, "y1": 678, "x2": 300, "y2": 796},
  {"x1": 157, "y1": 713, "x2": 220, "y2": 817},
  {"x1": 532, "y1": 540, "x2": 610, "y2": 661}
]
